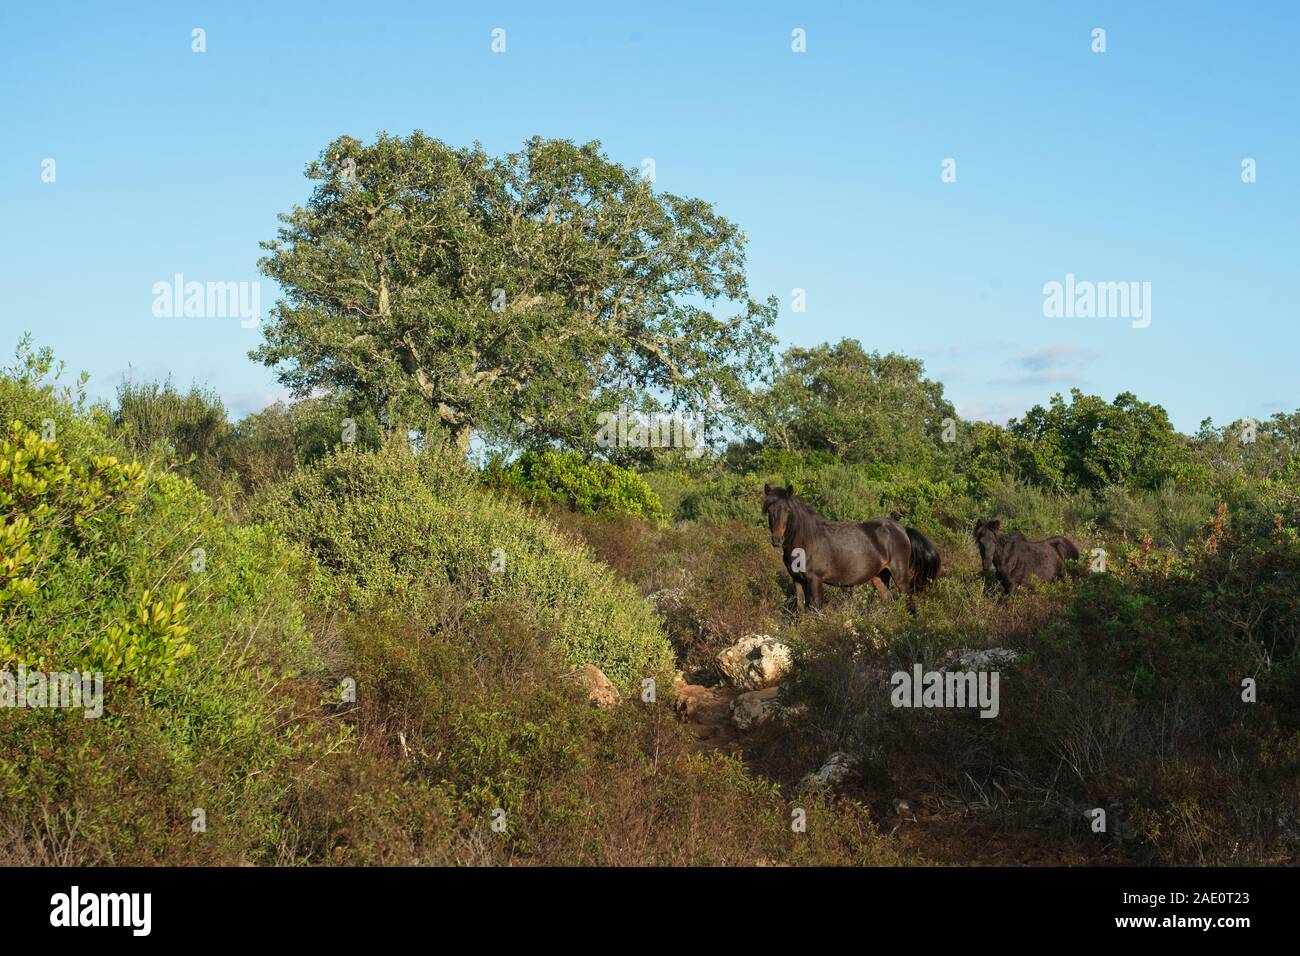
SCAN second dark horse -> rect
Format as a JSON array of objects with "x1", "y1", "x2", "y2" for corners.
[
  {"x1": 973, "y1": 519, "x2": 1079, "y2": 595},
  {"x1": 762, "y1": 483, "x2": 941, "y2": 610}
]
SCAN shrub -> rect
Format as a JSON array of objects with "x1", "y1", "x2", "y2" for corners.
[
  {"x1": 0, "y1": 418, "x2": 310, "y2": 689},
  {"x1": 110, "y1": 380, "x2": 231, "y2": 491},
  {"x1": 0, "y1": 348, "x2": 321, "y2": 865},
  {"x1": 328, "y1": 605, "x2": 908, "y2": 866},
  {"x1": 488, "y1": 449, "x2": 666, "y2": 521},
  {"x1": 541, "y1": 508, "x2": 787, "y2": 675},
  {"x1": 221, "y1": 393, "x2": 384, "y2": 495},
  {"x1": 676, "y1": 470, "x2": 764, "y2": 525},
  {"x1": 253, "y1": 438, "x2": 675, "y2": 689}
]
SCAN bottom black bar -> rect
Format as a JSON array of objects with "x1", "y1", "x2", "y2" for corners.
[{"x1": 0, "y1": 866, "x2": 1280, "y2": 941}]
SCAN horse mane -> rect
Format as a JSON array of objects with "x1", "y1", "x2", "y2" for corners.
[{"x1": 786, "y1": 493, "x2": 825, "y2": 525}]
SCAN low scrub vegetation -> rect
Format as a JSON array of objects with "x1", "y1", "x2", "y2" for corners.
[
  {"x1": 0, "y1": 341, "x2": 903, "y2": 865},
  {"x1": 5, "y1": 321, "x2": 1298, "y2": 866},
  {"x1": 253, "y1": 438, "x2": 675, "y2": 689}
]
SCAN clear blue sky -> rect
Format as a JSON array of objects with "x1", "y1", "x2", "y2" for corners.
[{"x1": 2, "y1": 1, "x2": 1295, "y2": 431}]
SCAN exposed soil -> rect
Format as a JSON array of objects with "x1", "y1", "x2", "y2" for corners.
[{"x1": 672, "y1": 675, "x2": 744, "y2": 753}]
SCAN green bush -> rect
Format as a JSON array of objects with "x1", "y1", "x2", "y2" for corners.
[
  {"x1": 676, "y1": 470, "x2": 764, "y2": 525},
  {"x1": 253, "y1": 438, "x2": 675, "y2": 689},
  {"x1": 488, "y1": 449, "x2": 666, "y2": 521},
  {"x1": 110, "y1": 380, "x2": 231, "y2": 491},
  {"x1": 0, "y1": 346, "x2": 324, "y2": 864},
  {"x1": 0, "y1": 419, "x2": 311, "y2": 687},
  {"x1": 659, "y1": 459, "x2": 973, "y2": 540},
  {"x1": 221, "y1": 393, "x2": 384, "y2": 494}
]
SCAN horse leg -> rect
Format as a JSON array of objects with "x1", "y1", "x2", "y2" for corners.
[
  {"x1": 871, "y1": 576, "x2": 889, "y2": 600},
  {"x1": 807, "y1": 575, "x2": 824, "y2": 609},
  {"x1": 891, "y1": 567, "x2": 912, "y2": 595}
]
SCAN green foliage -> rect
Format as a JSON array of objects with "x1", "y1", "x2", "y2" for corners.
[
  {"x1": 0, "y1": 419, "x2": 161, "y2": 674},
  {"x1": 750, "y1": 340, "x2": 956, "y2": 469},
  {"x1": 795, "y1": 464, "x2": 971, "y2": 533},
  {"x1": 649, "y1": 456, "x2": 973, "y2": 540},
  {"x1": 0, "y1": 352, "x2": 333, "y2": 864},
  {"x1": 90, "y1": 586, "x2": 195, "y2": 686},
  {"x1": 0, "y1": 336, "x2": 110, "y2": 460},
  {"x1": 487, "y1": 449, "x2": 666, "y2": 521},
  {"x1": 111, "y1": 380, "x2": 231, "y2": 490},
  {"x1": 956, "y1": 420, "x2": 1037, "y2": 496},
  {"x1": 253, "y1": 437, "x2": 675, "y2": 688},
  {"x1": 220, "y1": 392, "x2": 384, "y2": 493},
  {"x1": 0, "y1": 414, "x2": 309, "y2": 688},
  {"x1": 1010, "y1": 389, "x2": 1192, "y2": 492},
  {"x1": 106, "y1": 380, "x2": 386, "y2": 499},
  {"x1": 254, "y1": 132, "x2": 777, "y2": 449},
  {"x1": 9, "y1": 325, "x2": 1300, "y2": 866}
]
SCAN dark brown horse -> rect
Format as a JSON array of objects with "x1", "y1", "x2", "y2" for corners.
[
  {"x1": 973, "y1": 519, "x2": 1079, "y2": 595},
  {"x1": 762, "y1": 483, "x2": 941, "y2": 610}
]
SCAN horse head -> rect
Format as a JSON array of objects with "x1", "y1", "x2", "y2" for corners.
[
  {"x1": 762, "y1": 482, "x2": 796, "y2": 548},
  {"x1": 973, "y1": 519, "x2": 1003, "y2": 575}
]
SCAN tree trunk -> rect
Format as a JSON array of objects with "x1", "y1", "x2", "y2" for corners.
[{"x1": 449, "y1": 422, "x2": 471, "y2": 456}]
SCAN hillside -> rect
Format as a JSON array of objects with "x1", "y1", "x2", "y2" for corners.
[{"x1": 3, "y1": 337, "x2": 1297, "y2": 865}]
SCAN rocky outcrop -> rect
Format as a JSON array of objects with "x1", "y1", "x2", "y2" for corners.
[
  {"x1": 578, "y1": 664, "x2": 621, "y2": 709},
  {"x1": 717, "y1": 635, "x2": 793, "y2": 691},
  {"x1": 940, "y1": 647, "x2": 1019, "y2": 671},
  {"x1": 801, "y1": 752, "x2": 859, "y2": 790},
  {"x1": 673, "y1": 672, "x2": 741, "y2": 749},
  {"x1": 730, "y1": 686, "x2": 782, "y2": 731}
]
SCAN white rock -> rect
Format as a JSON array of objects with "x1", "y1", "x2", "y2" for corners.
[
  {"x1": 801, "y1": 752, "x2": 859, "y2": 790},
  {"x1": 717, "y1": 634, "x2": 793, "y2": 690},
  {"x1": 730, "y1": 686, "x2": 781, "y2": 731},
  {"x1": 577, "y1": 664, "x2": 621, "y2": 709},
  {"x1": 941, "y1": 647, "x2": 1019, "y2": 671}
]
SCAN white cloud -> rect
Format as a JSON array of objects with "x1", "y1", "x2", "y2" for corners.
[
  {"x1": 222, "y1": 387, "x2": 292, "y2": 420},
  {"x1": 991, "y1": 342, "x2": 1102, "y2": 386},
  {"x1": 956, "y1": 397, "x2": 1031, "y2": 425}
]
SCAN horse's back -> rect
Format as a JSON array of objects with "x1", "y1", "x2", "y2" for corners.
[
  {"x1": 1009, "y1": 534, "x2": 1072, "y2": 583},
  {"x1": 859, "y1": 515, "x2": 907, "y2": 540},
  {"x1": 1048, "y1": 536, "x2": 1080, "y2": 560}
]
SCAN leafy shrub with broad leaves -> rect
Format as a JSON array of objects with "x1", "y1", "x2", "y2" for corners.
[
  {"x1": 0, "y1": 421, "x2": 192, "y2": 681},
  {"x1": 0, "y1": 418, "x2": 309, "y2": 689},
  {"x1": 0, "y1": 343, "x2": 324, "y2": 863},
  {"x1": 487, "y1": 449, "x2": 666, "y2": 521}
]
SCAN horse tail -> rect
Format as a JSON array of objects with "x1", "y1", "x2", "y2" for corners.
[
  {"x1": 905, "y1": 526, "x2": 941, "y2": 591},
  {"x1": 1052, "y1": 537, "x2": 1080, "y2": 561}
]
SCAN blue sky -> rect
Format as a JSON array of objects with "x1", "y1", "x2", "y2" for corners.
[{"x1": 2, "y1": 1, "x2": 1295, "y2": 431}]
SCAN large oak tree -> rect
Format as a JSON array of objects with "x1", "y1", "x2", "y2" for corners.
[{"x1": 253, "y1": 133, "x2": 776, "y2": 451}]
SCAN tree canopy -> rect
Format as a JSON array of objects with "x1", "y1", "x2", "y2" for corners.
[
  {"x1": 749, "y1": 339, "x2": 956, "y2": 469},
  {"x1": 253, "y1": 133, "x2": 776, "y2": 451},
  {"x1": 1006, "y1": 388, "x2": 1192, "y2": 492}
]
